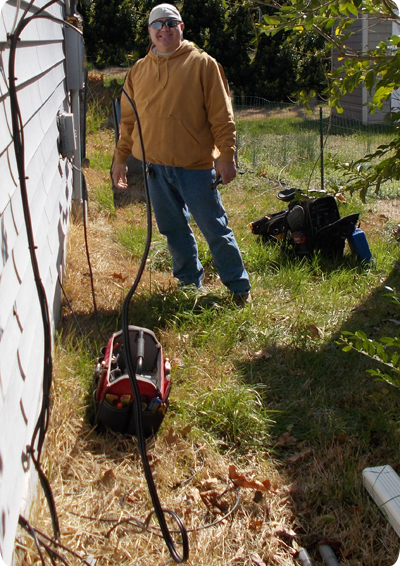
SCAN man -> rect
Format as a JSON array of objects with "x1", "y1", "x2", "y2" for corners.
[{"x1": 112, "y1": 3, "x2": 251, "y2": 305}]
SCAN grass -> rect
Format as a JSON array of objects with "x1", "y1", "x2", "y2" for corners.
[
  {"x1": 17, "y1": 79, "x2": 400, "y2": 566},
  {"x1": 236, "y1": 112, "x2": 397, "y2": 196}
]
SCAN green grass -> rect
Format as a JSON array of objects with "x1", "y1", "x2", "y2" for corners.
[
  {"x1": 86, "y1": 100, "x2": 109, "y2": 134},
  {"x1": 92, "y1": 181, "x2": 117, "y2": 217}
]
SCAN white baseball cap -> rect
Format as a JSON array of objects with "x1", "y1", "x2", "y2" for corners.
[{"x1": 148, "y1": 4, "x2": 182, "y2": 25}]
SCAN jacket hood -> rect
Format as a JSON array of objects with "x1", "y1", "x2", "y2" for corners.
[
  {"x1": 148, "y1": 39, "x2": 197, "y2": 60},
  {"x1": 148, "y1": 40, "x2": 197, "y2": 88}
]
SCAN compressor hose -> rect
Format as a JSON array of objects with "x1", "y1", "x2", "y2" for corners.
[{"x1": 119, "y1": 87, "x2": 189, "y2": 563}]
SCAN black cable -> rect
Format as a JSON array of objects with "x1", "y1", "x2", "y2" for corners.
[
  {"x1": 104, "y1": 482, "x2": 241, "y2": 538},
  {"x1": 119, "y1": 86, "x2": 189, "y2": 563},
  {"x1": 18, "y1": 516, "x2": 47, "y2": 566},
  {"x1": 8, "y1": 0, "x2": 83, "y2": 541},
  {"x1": 81, "y1": 175, "x2": 108, "y2": 345},
  {"x1": 19, "y1": 516, "x2": 95, "y2": 566}
]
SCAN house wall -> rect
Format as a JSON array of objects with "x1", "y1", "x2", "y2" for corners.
[
  {"x1": 0, "y1": 0, "x2": 79, "y2": 562},
  {"x1": 332, "y1": 14, "x2": 392, "y2": 124}
]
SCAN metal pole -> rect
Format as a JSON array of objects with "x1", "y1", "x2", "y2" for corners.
[{"x1": 320, "y1": 106, "x2": 324, "y2": 191}]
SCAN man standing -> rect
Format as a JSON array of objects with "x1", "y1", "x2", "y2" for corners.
[{"x1": 112, "y1": 3, "x2": 251, "y2": 305}]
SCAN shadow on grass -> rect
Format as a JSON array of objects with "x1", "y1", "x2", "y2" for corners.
[{"x1": 235, "y1": 264, "x2": 400, "y2": 460}]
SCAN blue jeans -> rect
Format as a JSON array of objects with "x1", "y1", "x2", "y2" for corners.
[{"x1": 147, "y1": 164, "x2": 250, "y2": 294}]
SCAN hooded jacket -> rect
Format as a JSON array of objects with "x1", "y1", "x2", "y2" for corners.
[{"x1": 114, "y1": 40, "x2": 236, "y2": 169}]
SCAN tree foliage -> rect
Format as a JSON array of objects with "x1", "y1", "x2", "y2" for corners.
[
  {"x1": 337, "y1": 288, "x2": 400, "y2": 390},
  {"x1": 78, "y1": 0, "x2": 327, "y2": 99},
  {"x1": 258, "y1": 0, "x2": 400, "y2": 197},
  {"x1": 78, "y1": 0, "x2": 140, "y2": 68}
]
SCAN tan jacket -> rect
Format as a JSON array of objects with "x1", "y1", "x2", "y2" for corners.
[{"x1": 114, "y1": 40, "x2": 236, "y2": 169}]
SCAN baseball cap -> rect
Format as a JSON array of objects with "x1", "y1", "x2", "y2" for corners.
[{"x1": 148, "y1": 4, "x2": 182, "y2": 25}]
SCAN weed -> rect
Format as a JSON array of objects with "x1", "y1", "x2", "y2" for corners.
[
  {"x1": 91, "y1": 181, "x2": 116, "y2": 217},
  {"x1": 86, "y1": 100, "x2": 109, "y2": 134}
]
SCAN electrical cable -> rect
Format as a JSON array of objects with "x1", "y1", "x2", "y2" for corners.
[
  {"x1": 119, "y1": 86, "x2": 189, "y2": 563},
  {"x1": 8, "y1": 0, "x2": 84, "y2": 542},
  {"x1": 18, "y1": 516, "x2": 96, "y2": 566},
  {"x1": 103, "y1": 481, "x2": 241, "y2": 538},
  {"x1": 81, "y1": 175, "x2": 109, "y2": 345},
  {"x1": 8, "y1": 2, "x2": 63, "y2": 540}
]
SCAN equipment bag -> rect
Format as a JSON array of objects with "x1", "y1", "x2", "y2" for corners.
[
  {"x1": 250, "y1": 191, "x2": 360, "y2": 259},
  {"x1": 92, "y1": 325, "x2": 171, "y2": 438}
]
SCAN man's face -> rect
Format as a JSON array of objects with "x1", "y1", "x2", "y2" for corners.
[{"x1": 148, "y1": 18, "x2": 184, "y2": 53}]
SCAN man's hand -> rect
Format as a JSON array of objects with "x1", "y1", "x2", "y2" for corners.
[
  {"x1": 216, "y1": 161, "x2": 236, "y2": 185},
  {"x1": 112, "y1": 162, "x2": 128, "y2": 189}
]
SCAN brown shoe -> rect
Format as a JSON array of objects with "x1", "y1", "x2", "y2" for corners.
[{"x1": 232, "y1": 292, "x2": 252, "y2": 307}]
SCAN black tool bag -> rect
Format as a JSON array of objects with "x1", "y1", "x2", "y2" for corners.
[{"x1": 250, "y1": 191, "x2": 359, "y2": 259}]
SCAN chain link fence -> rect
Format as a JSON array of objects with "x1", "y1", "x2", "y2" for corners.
[{"x1": 233, "y1": 96, "x2": 397, "y2": 193}]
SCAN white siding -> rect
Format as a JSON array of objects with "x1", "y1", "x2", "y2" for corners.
[
  {"x1": 0, "y1": 0, "x2": 77, "y2": 561},
  {"x1": 333, "y1": 15, "x2": 393, "y2": 124}
]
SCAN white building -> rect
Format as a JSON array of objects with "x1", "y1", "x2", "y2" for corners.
[
  {"x1": 332, "y1": 13, "x2": 398, "y2": 124},
  {"x1": 0, "y1": 0, "x2": 84, "y2": 562}
]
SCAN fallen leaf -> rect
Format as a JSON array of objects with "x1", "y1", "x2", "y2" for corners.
[
  {"x1": 249, "y1": 552, "x2": 267, "y2": 566},
  {"x1": 164, "y1": 427, "x2": 179, "y2": 445},
  {"x1": 181, "y1": 424, "x2": 192, "y2": 436},
  {"x1": 186, "y1": 488, "x2": 202, "y2": 505},
  {"x1": 248, "y1": 519, "x2": 264, "y2": 531},
  {"x1": 277, "y1": 432, "x2": 297, "y2": 446},
  {"x1": 305, "y1": 324, "x2": 322, "y2": 338},
  {"x1": 229, "y1": 464, "x2": 270, "y2": 492},
  {"x1": 273, "y1": 526, "x2": 297, "y2": 539},
  {"x1": 112, "y1": 272, "x2": 127, "y2": 280},
  {"x1": 99, "y1": 469, "x2": 116, "y2": 487},
  {"x1": 200, "y1": 490, "x2": 229, "y2": 514},
  {"x1": 262, "y1": 478, "x2": 272, "y2": 490},
  {"x1": 285, "y1": 448, "x2": 313, "y2": 464}
]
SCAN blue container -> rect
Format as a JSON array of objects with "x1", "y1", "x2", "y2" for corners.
[{"x1": 348, "y1": 227, "x2": 372, "y2": 263}]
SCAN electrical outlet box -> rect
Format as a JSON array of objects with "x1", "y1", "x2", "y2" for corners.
[
  {"x1": 57, "y1": 112, "x2": 76, "y2": 159},
  {"x1": 363, "y1": 465, "x2": 400, "y2": 539}
]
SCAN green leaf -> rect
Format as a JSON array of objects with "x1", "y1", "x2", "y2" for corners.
[
  {"x1": 263, "y1": 15, "x2": 282, "y2": 25},
  {"x1": 355, "y1": 330, "x2": 368, "y2": 340}
]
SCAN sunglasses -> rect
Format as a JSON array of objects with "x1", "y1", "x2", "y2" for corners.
[{"x1": 150, "y1": 18, "x2": 181, "y2": 30}]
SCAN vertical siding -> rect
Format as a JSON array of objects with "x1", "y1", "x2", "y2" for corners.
[
  {"x1": 333, "y1": 15, "x2": 393, "y2": 124},
  {"x1": 0, "y1": 0, "x2": 75, "y2": 562}
]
